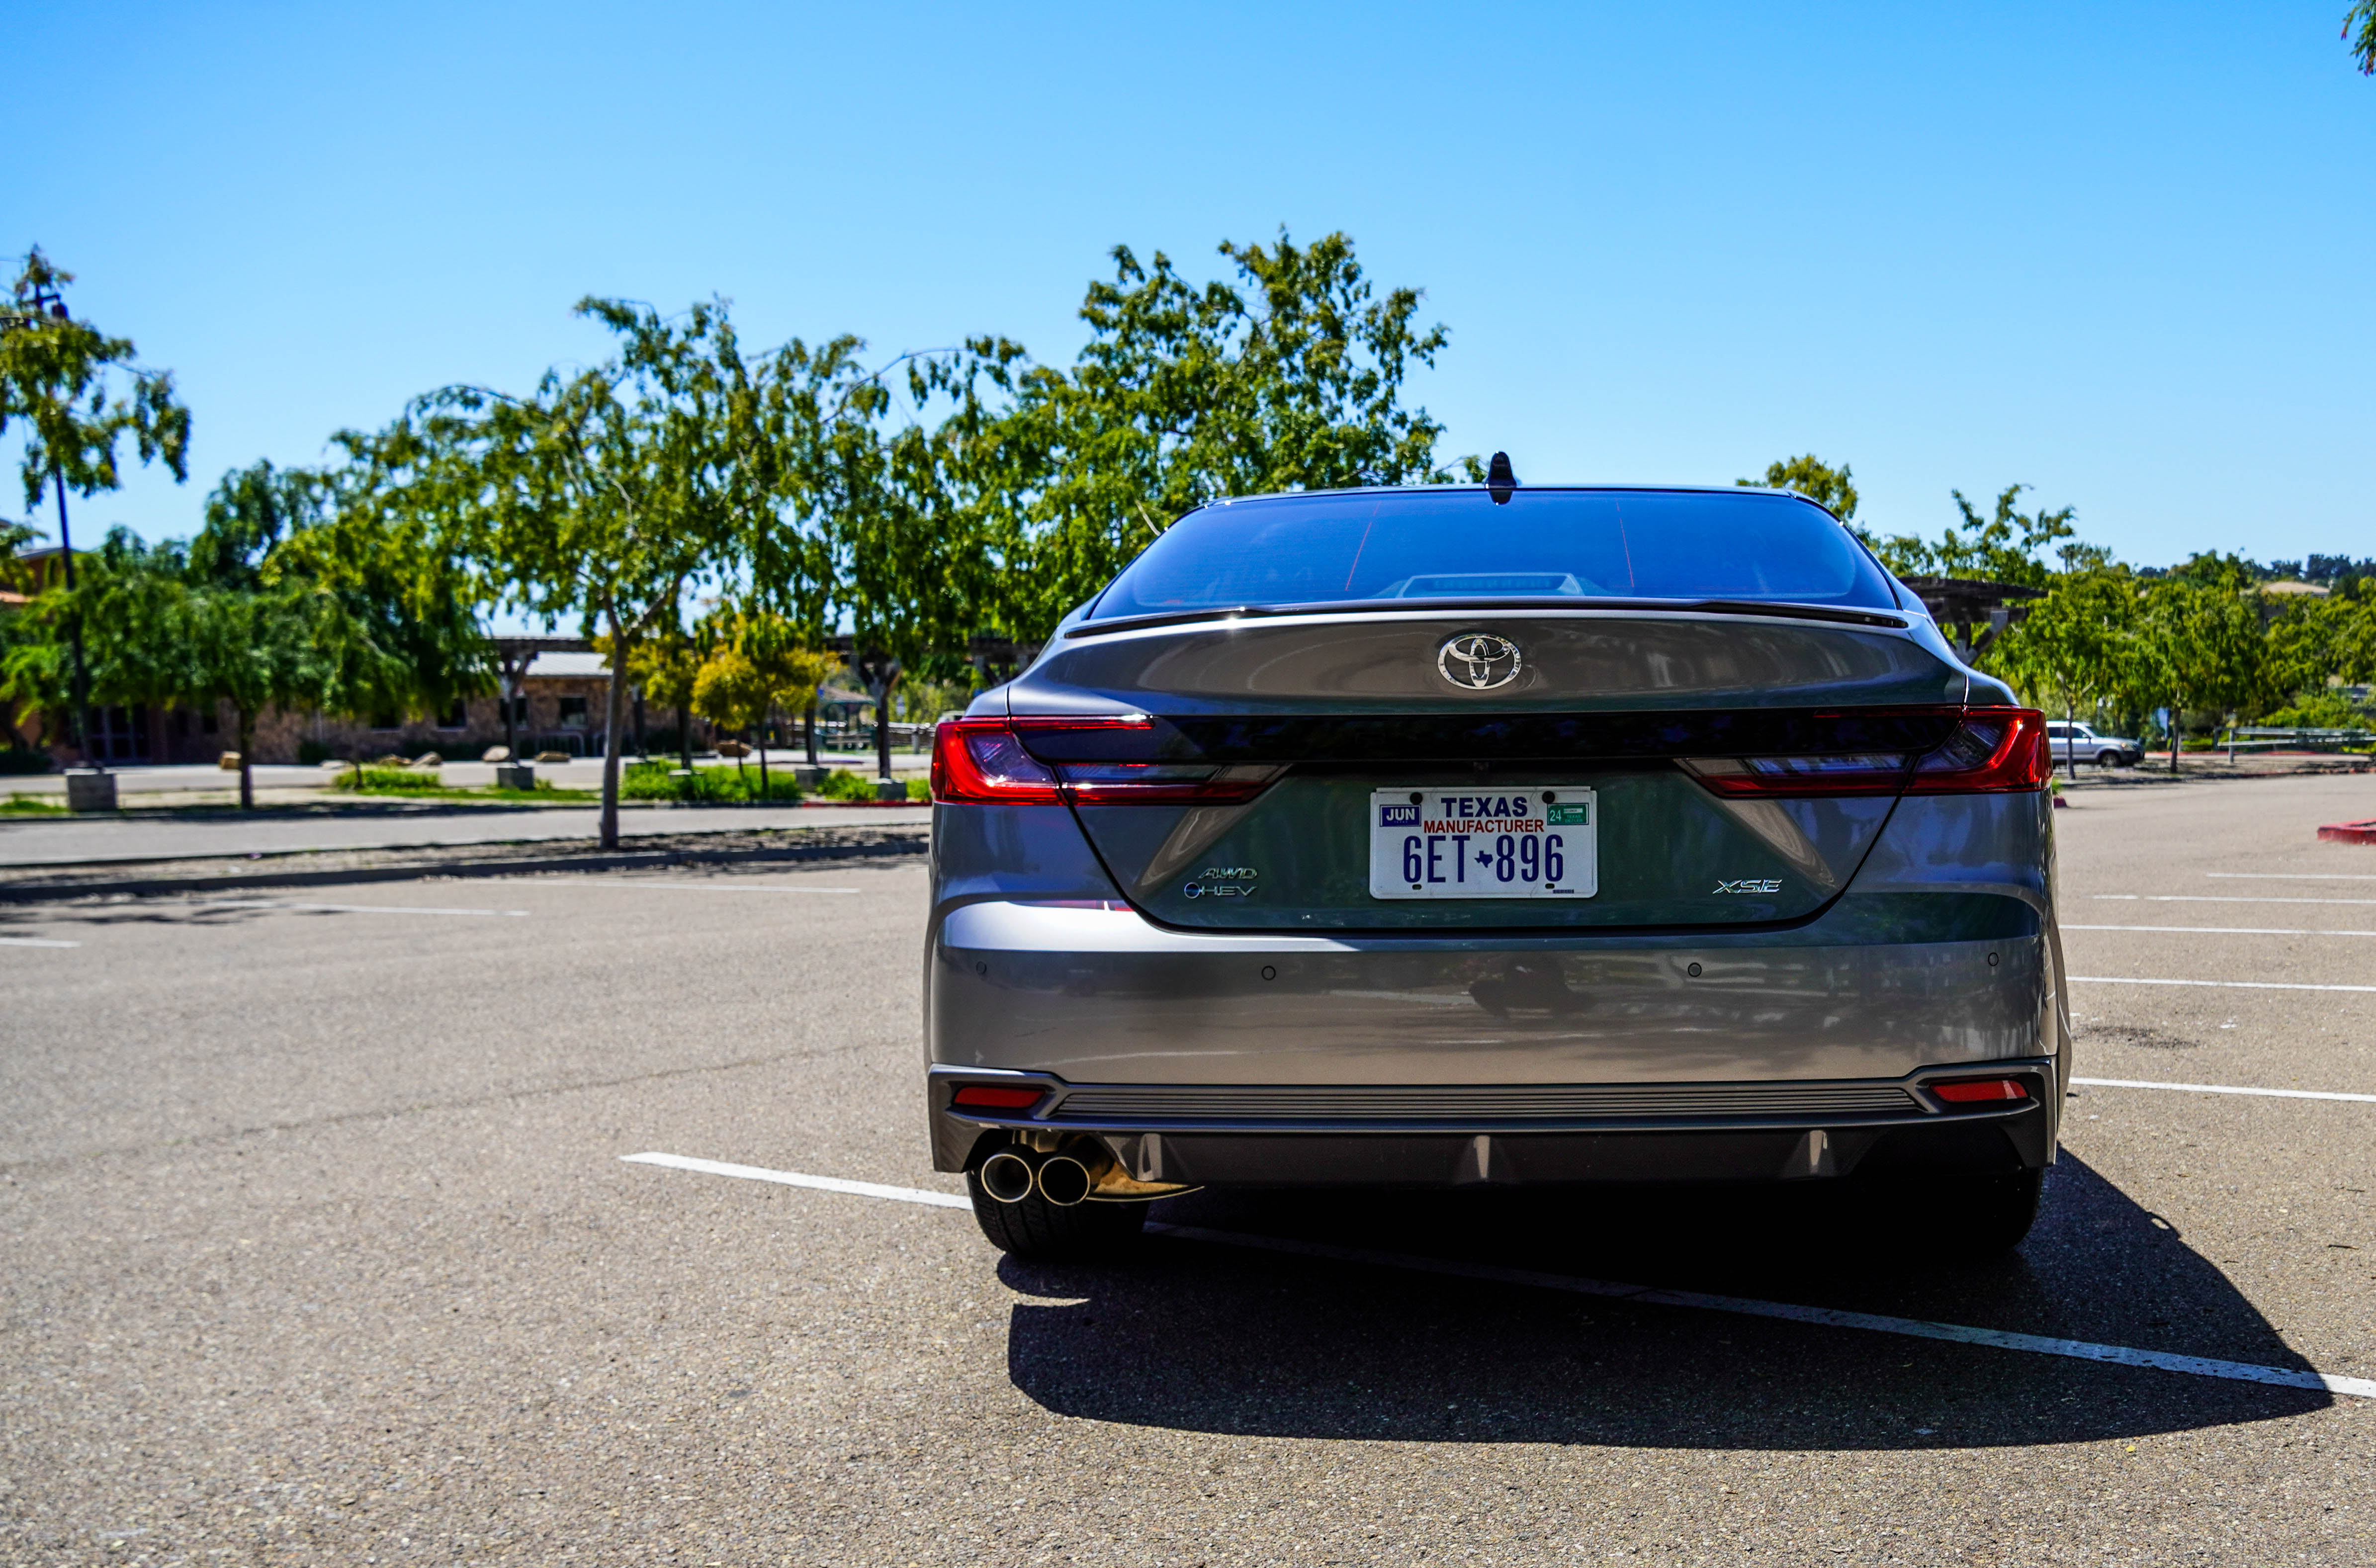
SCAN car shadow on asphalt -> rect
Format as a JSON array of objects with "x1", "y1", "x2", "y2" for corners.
[{"x1": 995, "y1": 1154, "x2": 2330, "y2": 1448}]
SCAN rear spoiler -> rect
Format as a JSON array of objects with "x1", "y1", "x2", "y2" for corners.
[{"x1": 1062, "y1": 598, "x2": 1909, "y2": 639}]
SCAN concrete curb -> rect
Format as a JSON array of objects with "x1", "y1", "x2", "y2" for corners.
[{"x1": 0, "y1": 830, "x2": 932, "y2": 904}]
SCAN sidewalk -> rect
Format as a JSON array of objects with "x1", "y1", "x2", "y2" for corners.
[
  {"x1": 0, "y1": 801, "x2": 929, "y2": 868},
  {"x1": 2057, "y1": 750, "x2": 2373, "y2": 787},
  {"x1": 0, "y1": 748, "x2": 933, "y2": 806}
]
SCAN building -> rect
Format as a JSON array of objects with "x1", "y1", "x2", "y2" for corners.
[{"x1": 3, "y1": 650, "x2": 680, "y2": 768}]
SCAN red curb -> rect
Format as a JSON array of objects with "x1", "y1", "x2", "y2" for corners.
[{"x1": 2317, "y1": 820, "x2": 2376, "y2": 845}]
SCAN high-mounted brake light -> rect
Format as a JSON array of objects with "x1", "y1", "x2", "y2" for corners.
[
  {"x1": 1680, "y1": 708, "x2": 2050, "y2": 799},
  {"x1": 931, "y1": 716, "x2": 1283, "y2": 806},
  {"x1": 1931, "y1": 1078, "x2": 2031, "y2": 1104}
]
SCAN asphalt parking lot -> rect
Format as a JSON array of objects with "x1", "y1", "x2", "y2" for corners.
[{"x1": 3, "y1": 775, "x2": 2373, "y2": 1565}]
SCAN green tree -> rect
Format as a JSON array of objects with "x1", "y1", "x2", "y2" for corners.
[
  {"x1": 1874, "y1": 483, "x2": 2076, "y2": 589},
  {"x1": 2349, "y1": 2, "x2": 2376, "y2": 73},
  {"x1": 185, "y1": 461, "x2": 470, "y2": 806},
  {"x1": 2010, "y1": 565, "x2": 2138, "y2": 778},
  {"x1": 0, "y1": 249, "x2": 192, "y2": 763},
  {"x1": 690, "y1": 611, "x2": 840, "y2": 796},
  {"x1": 615, "y1": 617, "x2": 704, "y2": 769},
  {"x1": 1738, "y1": 455, "x2": 1858, "y2": 523},
  {"x1": 2267, "y1": 577, "x2": 2376, "y2": 703},
  {"x1": 951, "y1": 230, "x2": 1458, "y2": 637},
  {"x1": 2132, "y1": 558, "x2": 2271, "y2": 773},
  {"x1": 359, "y1": 298, "x2": 742, "y2": 849},
  {"x1": 692, "y1": 644, "x2": 770, "y2": 784}
]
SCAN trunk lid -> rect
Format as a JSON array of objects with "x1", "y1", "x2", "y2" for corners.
[{"x1": 1011, "y1": 609, "x2": 1967, "y2": 932}]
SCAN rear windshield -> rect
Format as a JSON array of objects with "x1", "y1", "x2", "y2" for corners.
[{"x1": 1088, "y1": 488, "x2": 1898, "y2": 618}]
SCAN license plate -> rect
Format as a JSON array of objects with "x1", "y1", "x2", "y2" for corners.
[{"x1": 1367, "y1": 786, "x2": 1597, "y2": 899}]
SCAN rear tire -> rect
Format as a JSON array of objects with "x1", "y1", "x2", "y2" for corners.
[
  {"x1": 2095, "y1": 750, "x2": 2121, "y2": 768},
  {"x1": 967, "y1": 1163, "x2": 1147, "y2": 1262}
]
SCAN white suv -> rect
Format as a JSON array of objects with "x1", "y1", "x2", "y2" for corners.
[{"x1": 2044, "y1": 720, "x2": 2142, "y2": 767}]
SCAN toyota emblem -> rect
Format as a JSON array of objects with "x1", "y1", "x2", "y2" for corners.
[{"x1": 1437, "y1": 633, "x2": 1522, "y2": 690}]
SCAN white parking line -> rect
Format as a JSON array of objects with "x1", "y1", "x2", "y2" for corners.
[
  {"x1": 2066, "y1": 923, "x2": 2376, "y2": 937},
  {"x1": 190, "y1": 899, "x2": 528, "y2": 917},
  {"x1": 2207, "y1": 872, "x2": 2376, "y2": 882},
  {"x1": 2092, "y1": 895, "x2": 2376, "y2": 907},
  {"x1": 558, "y1": 880, "x2": 861, "y2": 894},
  {"x1": 2073, "y1": 1077, "x2": 2376, "y2": 1105},
  {"x1": 2069, "y1": 975, "x2": 2376, "y2": 994},
  {"x1": 0, "y1": 936, "x2": 78, "y2": 948},
  {"x1": 620, "y1": 1152, "x2": 2376, "y2": 1402},
  {"x1": 621, "y1": 1151, "x2": 968, "y2": 1205}
]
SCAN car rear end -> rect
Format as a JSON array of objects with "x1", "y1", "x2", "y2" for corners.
[{"x1": 923, "y1": 485, "x2": 2065, "y2": 1254}]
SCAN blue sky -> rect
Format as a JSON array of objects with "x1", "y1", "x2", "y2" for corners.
[{"x1": 12, "y1": 1, "x2": 2374, "y2": 571}]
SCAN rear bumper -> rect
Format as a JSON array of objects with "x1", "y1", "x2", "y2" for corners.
[
  {"x1": 926, "y1": 1060, "x2": 2058, "y2": 1182},
  {"x1": 926, "y1": 896, "x2": 2054, "y2": 1088}
]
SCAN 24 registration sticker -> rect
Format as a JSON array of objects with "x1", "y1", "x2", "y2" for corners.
[{"x1": 1366, "y1": 785, "x2": 1598, "y2": 900}]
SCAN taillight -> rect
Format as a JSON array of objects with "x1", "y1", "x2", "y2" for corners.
[
  {"x1": 932, "y1": 716, "x2": 1283, "y2": 806},
  {"x1": 1679, "y1": 708, "x2": 2049, "y2": 798},
  {"x1": 1680, "y1": 753, "x2": 1915, "y2": 798},
  {"x1": 932, "y1": 718, "x2": 1063, "y2": 804},
  {"x1": 1905, "y1": 708, "x2": 2051, "y2": 794}
]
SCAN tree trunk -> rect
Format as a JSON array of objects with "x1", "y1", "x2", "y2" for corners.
[
  {"x1": 677, "y1": 703, "x2": 691, "y2": 771},
  {"x1": 804, "y1": 701, "x2": 818, "y2": 766},
  {"x1": 237, "y1": 707, "x2": 255, "y2": 811},
  {"x1": 873, "y1": 672, "x2": 899, "y2": 788},
  {"x1": 756, "y1": 718, "x2": 770, "y2": 800},
  {"x1": 2169, "y1": 702, "x2": 2181, "y2": 775},
  {"x1": 599, "y1": 609, "x2": 628, "y2": 850},
  {"x1": 2066, "y1": 699, "x2": 2078, "y2": 782}
]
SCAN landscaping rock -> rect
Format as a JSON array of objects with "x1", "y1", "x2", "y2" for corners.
[
  {"x1": 217, "y1": 752, "x2": 241, "y2": 771},
  {"x1": 481, "y1": 746, "x2": 512, "y2": 763},
  {"x1": 414, "y1": 753, "x2": 443, "y2": 769},
  {"x1": 535, "y1": 751, "x2": 571, "y2": 765}
]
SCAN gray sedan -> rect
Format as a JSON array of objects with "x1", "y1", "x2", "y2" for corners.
[{"x1": 924, "y1": 477, "x2": 2066, "y2": 1261}]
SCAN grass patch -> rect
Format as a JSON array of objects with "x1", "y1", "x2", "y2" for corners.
[
  {"x1": 0, "y1": 793, "x2": 66, "y2": 814},
  {"x1": 328, "y1": 767, "x2": 595, "y2": 803},
  {"x1": 621, "y1": 760, "x2": 804, "y2": 804}
]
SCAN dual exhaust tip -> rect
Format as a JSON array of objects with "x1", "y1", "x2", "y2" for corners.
[{"x1": 978, "y1": 1147, "x2": 1096, "y2": 1207}]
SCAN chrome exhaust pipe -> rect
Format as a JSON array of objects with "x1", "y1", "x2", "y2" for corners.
[
  {"x1": 978, "y1": 1150, "x2": 1036, "y2": 1204},
  {"x1": 1034, "y1": 1153, "x2": 1094, "y2": 1207}
]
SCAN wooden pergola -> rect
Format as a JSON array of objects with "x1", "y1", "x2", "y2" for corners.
[{"x1": 1897, "y1": 576, "x2": 2045, "y2": 663}]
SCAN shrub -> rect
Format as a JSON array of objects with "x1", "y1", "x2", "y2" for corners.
[
  {"x1": 2258, "y1": 692, "x2": 2374, "y2": 731},
  {"x1": 818, "y1": 769, "x2": 874, "y2": 800},
  {"x1": 907, "y1": 776, "x2": 930, "y2": 801},
  {"x1": 0, "y1": 747, "x2": 55, "y2": 776},
  {"x1": 331, "y1": 766, "x2": 444, "y2": 792},
  {"x1": 296, "y1": 739, "x2": 334, "y2": 765},
  {"x1": 619, "y1": 760, "x2": 802, "y2": 804}
]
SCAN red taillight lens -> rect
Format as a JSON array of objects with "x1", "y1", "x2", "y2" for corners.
[
  {"x1": 951, "y1": 1084, "x2": 1046, "y2": 1111},
  {"x1": 1679, "y1": 708, "x2": 2049, "y2": 799},
  {"x1": 932, "y1": 718, "x2": 1063, "y2": 804},
  {"x1": 1679, "y1": 753, "x2": 1913, "y2": 798},
  {"x1": 1906, "y1": 708, "x2": 2050, "y2": 794},
  {"x1": 932, "y1": 716, "x2": 1282, "y2": 806},
  {"x1": 1932, "y1": 1078, "x2": 2031, "y2": 1104}
]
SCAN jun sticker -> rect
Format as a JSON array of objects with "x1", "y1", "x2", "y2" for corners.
[{"x1": 1380, "y1": 802, "x2": 1420, "y2": 827}]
